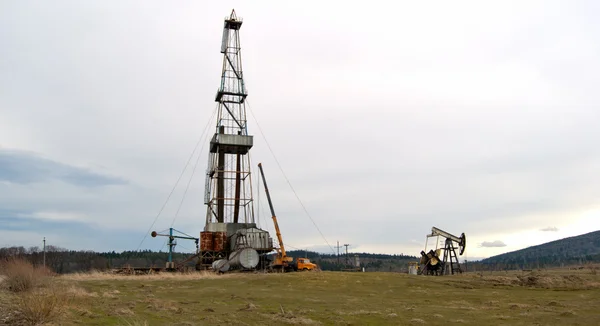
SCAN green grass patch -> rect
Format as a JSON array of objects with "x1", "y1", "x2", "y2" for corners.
[{"x1": 2, "y1": 268, "x2": 600, "y2": 325}]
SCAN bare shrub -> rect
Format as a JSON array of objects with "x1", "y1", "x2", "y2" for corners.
[
  {"x1": 16, "y1": 286, "x2": 69, "y2": 325},
  {"x1": 0, "y1": 258, "x2": 53, "y2": 292}
]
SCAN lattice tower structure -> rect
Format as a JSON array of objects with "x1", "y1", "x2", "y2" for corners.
[{"x1": 204, "y1": 10, "x2": 255, "y2": 226}]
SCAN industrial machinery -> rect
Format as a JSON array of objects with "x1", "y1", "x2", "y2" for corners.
[
  {"x1": 257, "y1": 163, "x2": 319, "y2": 272},
  {"x1": 291, "y1": 258, "x2": 317, "y2": 271},
  {"x1": 193, "y1": 10, "x2": 275, "y2": 271},
  {"x1": 150, "y1": 228, "x2": 199, "y2": 270},
  {"x1": 419, "y1": 227, "x2": 466, "y2": 275},
  {"x1": 408, "y1": 261, "x2": 419, "y2": 275},
  {"x1": 257, "y1": 162, "x2": 293, "y2": 271},
  {"x1": 341, "y1": 254, "x2": 362, "y2": 272}
]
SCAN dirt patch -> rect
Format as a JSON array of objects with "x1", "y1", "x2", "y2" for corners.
[
  {"x1": 239, "y1": 303, "x2": 257, "y2": 311},
  {"x1": 262, "y1": 312, "x2": 322, "y2": 325},
  {"x1": 509, "y1": 303, "x2": 530, "y2": 310},
  {"x1": 515, "y1": 273, "x2": 588, "y2": 288},
  {"x1": 114, "y1": 307, "x2": 135, "y2": 316},
  {"x1": 560, "y1": 311, "x2": 576, "y2": 317},
  {"x1": 143, "y1": 297, "x2": 182, "y2": 313}
]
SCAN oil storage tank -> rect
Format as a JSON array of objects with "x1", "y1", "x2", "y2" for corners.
[
  {"x1": 229, "y1": 248, "x2": 259, "y2": 269},
  {"x1": 213, "y1": 232, "x2": 226, "y2": 252},
  {"x1": 200, "y1": 231, "x2": 214, "y2": 251},
  {"x1": 229, "y1": 227, "x2": 273, "y2": 252},
  {"x1": 212, "y1": 259, "x2": 230, "y2": 272}
]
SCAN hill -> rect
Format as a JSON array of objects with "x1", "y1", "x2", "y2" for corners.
[{"x1": 478, "y1": 230, "x2": 600, "y2": 270}]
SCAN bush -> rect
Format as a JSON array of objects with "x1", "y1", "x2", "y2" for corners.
[
  {"x1": 0, "y1": 258, "x2": 53, "y2": 292},
  {"x1": 16, "y1": 286, "x2": 69, "y2": 325}
]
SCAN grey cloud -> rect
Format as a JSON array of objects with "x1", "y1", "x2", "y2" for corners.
[
  {"x1": 540, "y1": 227, "x2": 559, "y2": 232},
  {"x1": 480, "y1": 241, "x2": 507, "y2": 248},
  {"x1": 1, "y1": 1, "x2": 600, "y2": 256},
  {"x1": 0, "y1": 149, "x2": 126, "y2": 187}
]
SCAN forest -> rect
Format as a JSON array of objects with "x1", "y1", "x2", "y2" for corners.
[
  {"x1": 0, "y1": 246, "x2": 419, "y2": 273},
  {"x1": 2, "y1": 230, "x2": 599, "y2": 274}
]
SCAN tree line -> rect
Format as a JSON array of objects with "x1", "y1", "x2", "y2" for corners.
[
  {"x1": 0, "y1": 246, "x2": 190, "y2": 274},
  {"x1": 4, "y1": 245, "x2": 595, "y2": 274},
  {"x1": 0, "y1": 246, "x2": 420, "y2": 273}
]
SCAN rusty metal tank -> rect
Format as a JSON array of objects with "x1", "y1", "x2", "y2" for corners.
[
  {"x1": 200, "y1": 231, "x2": 214, "y2": 251},
  {"x1": 213, "y1": 232, "x2": 227, "y2": 252}
]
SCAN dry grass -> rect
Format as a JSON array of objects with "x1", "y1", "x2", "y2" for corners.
[
  {"x1": 0, "y1": 259, "x2": 72, "y2": 325},
  {"x1": 63, "y1": 269, "x2": 225, "y2": 281},
  {"x1": 458, "y1": 269, "x2": 600, "y2": 289},
  {"x1": 0, "y1": 258, "x2": 53, "y2": 293},
  {"x1": 117, "y1": 317, "x2": 149, "y2": 326},
  {"x1": 15, "y1": 285, "x2": 71, "y2": 325},
  {"x1": 3, "y1": 267, "x2": 600, "y2": 325},
  {"x1": 44, "y1": 268, "x2": 600, "y2": 325}
]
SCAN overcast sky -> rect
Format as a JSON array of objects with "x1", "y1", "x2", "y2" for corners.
[{"x1": 1, "y1": 1, "x2": 599, "y2": 259}]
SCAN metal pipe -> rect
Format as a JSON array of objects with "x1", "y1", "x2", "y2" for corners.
[
  {"x1": 217, "y1": 126, "x2": 225, "y2": 222},
  {"x1": 430, "y1": 227, "x2": 462, "y2": 243},
  {"x1": 233, "y1": 137, "x2": 241, "y2": 223},
  {"x1": 168, "y1": 228, "x2": 173, "y2": 264}
]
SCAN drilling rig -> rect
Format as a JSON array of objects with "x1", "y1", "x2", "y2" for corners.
[
  {"x1": 419, "y1": 227, "x2": 466, "y2": 275},
  {"x1": 194, "y1": 10, "x2": 274, "y2": 271}
]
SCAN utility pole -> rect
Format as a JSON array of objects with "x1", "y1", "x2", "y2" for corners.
[
  {"x1": 334, "y1": 241, "x2": 342, "y2": 265},
  {"x1": 43, "y1": 237, "x2": 46, "y2": 267},
  {"x1": 344, "y1": 244, "x2": 350, "y2": 266}
]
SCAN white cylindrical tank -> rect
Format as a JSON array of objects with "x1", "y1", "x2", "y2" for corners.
[
  {"x1": 408, "y1": 264, "x2": 418, "y2": 275},
  {"x1": 212, "y1": 259, "x2": 230, "y2": 272},
  {"x1": 229, "y1": 248, "x2": 259, "y2": 269}
]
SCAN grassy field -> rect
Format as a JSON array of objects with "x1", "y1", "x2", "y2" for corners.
[{"x1": 1, "y1": 266, "x2": 600, "y2": 325}]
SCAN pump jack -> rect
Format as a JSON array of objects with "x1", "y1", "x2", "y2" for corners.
[{"x1": 419, "y1": 227, "x2": 466, "y2": 275}]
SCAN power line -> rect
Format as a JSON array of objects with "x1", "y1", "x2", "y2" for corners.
[
  {"x1": 335, "y1": 241, "x2": 343, "y2": 265},
  {"x1": 246, "y1": 100, "x2": 336, "y2": 255},
  {"x1": 170, "y1": 122, "x2": 213, "y2": 228},
  {"x1": 344, "y1": 244, "x2": 350, "y2": 265},
  {"x1": 136, "y1": 105, "x2": 217, "y2": 251}
]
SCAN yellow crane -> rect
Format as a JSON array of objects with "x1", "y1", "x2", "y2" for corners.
[{"x1": 257, "y1": 163, "x2": 293, "y2": 270}]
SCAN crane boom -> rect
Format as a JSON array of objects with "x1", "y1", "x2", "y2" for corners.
[
  {"x1": 151, "y1": 231, "x2": 198, "y2": 241},
  {"x1": 151, "y1": 228, "x2": 199, "y2": 269},
  {"x1": 257, "y1": 163, "x2": 287, "y2": 259}
]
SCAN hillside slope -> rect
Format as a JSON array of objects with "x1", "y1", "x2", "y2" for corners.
[{"x1": 481, "y1": 230, "x2": 600, "y2": 267}]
